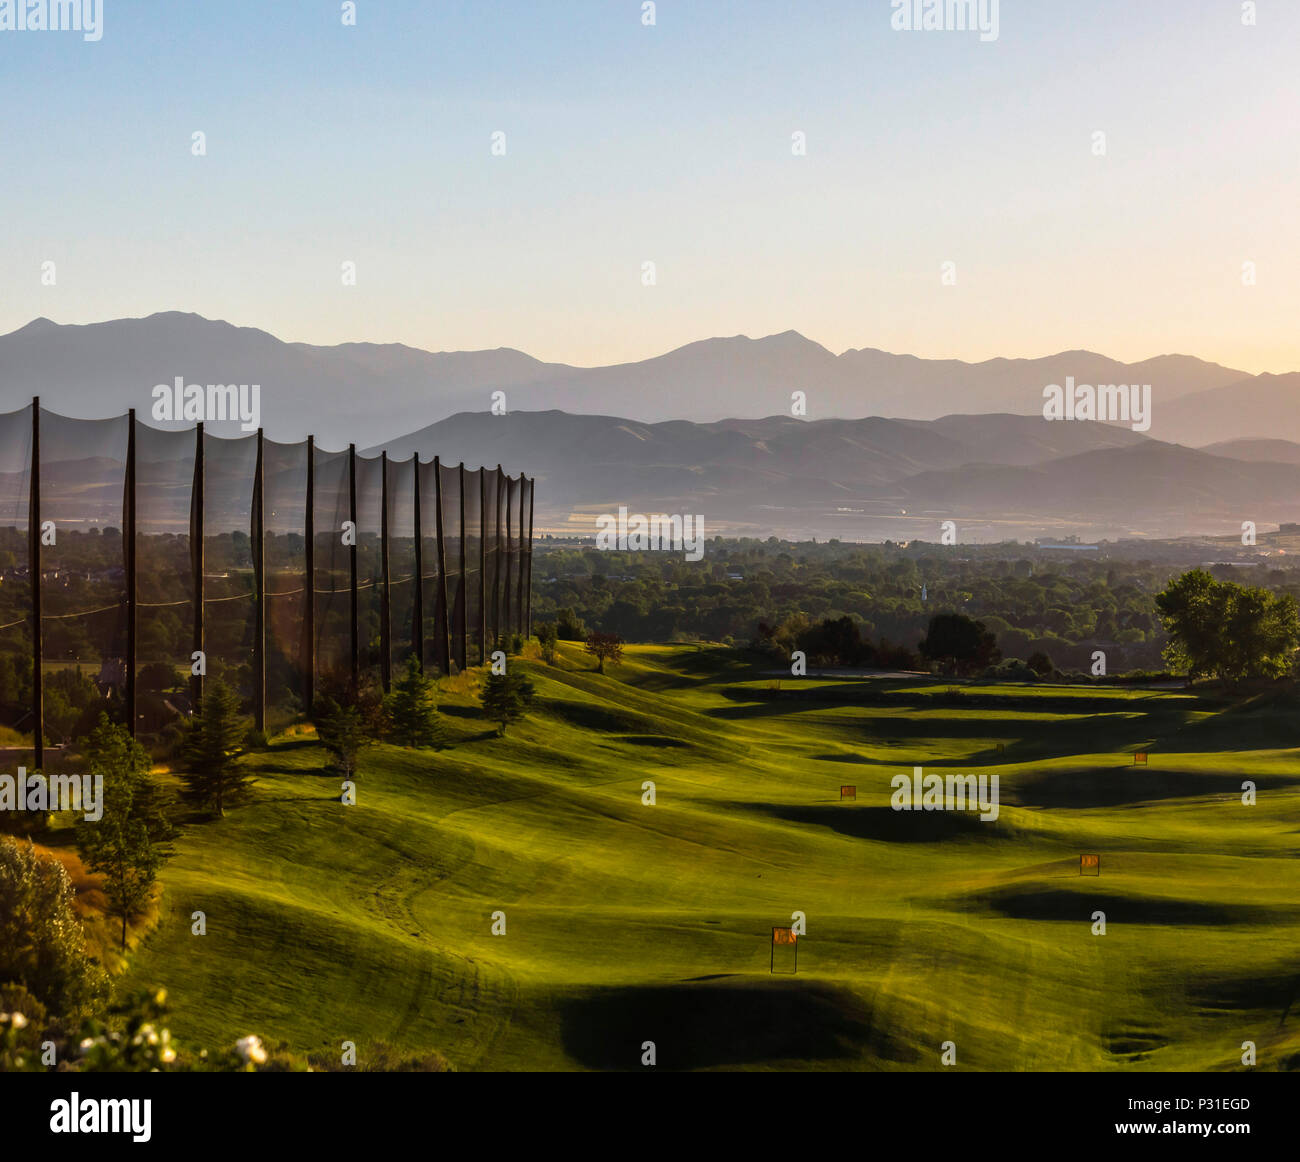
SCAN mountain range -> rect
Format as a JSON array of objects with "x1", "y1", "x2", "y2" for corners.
[
  {"x1": 1, "y1": 312, "x2": 1295, "y2": 448},
  {"x1": 3, "y1": 312, "x2": 1299, "y2": 541}
]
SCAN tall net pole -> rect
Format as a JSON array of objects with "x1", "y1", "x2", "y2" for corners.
[
  {"x1": 125, "y1": 409, "x2": 137, "y2": 737},
  {"x1": 191, "y1": 422, "x2": 204, "y2": 713},
  {"x1": 412, "y1": 453, "x2": 424, "y2": 672},
  {"x1": 527, "y1": 476, "x2": 534, "y2": 637},
  {"x1": 303, "y1": 435, "x2": 315, "y2": 716},
  {"x1": 380, "y1": 451, "x2": 392, "y2": 692},
  {"x1": 496, "y1": 466, "x2": 506, "y2": 641},
  {"x1": 433, "y1": 457, "x2": 450, "y2": 674},
  {"x1": 512, "y1": 473, "x2": 522, "y2": 636},
  {"x1": 478, "y1": 468, "x2": 488, "y2": 664},
  {"x1": 253, "y1": 428, "x2": 266, "y2": 733},
  {"x1": 348, "y1": 442, "x2": 359, "y2": 698},
  {"x1": 462, "y1": 460, "x2": 473, "y2": 670},
  {"x1": 29, "y1": 398, "x2": 42, "y2": 769}
]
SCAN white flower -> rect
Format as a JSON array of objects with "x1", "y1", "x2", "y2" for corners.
[
  {"x1": 161, "y1": 1046, "x2": 176, "y2": 1064},
  {"x1": 79, "y1": 1037, "x2": 95, "y2": 1055},
  {"x1": 10, "y1": 1012, "x2": 26, "y2": 1030},
  {"x1": 235, "y1": 1035, "x2": 267, "y2": 1065}
]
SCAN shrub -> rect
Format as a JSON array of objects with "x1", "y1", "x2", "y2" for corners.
[
  {"x1": 0, "y1": 838, "x2": 107, "y2": 1022},
  {"x1": 536, "y1": 622, "x2": 559, "y2": 664}
]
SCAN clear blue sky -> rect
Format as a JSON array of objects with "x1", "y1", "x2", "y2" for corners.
[{"x1": 2, "y1": 0, "x2": 1296, "y2": 371}]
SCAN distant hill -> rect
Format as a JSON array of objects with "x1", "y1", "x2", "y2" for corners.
[
  {"x1": 1157, "y1": 373, "x2": 1300, "y2": 446},
  {"x1": 373, "y1": 409, "x2": 1150, "y2": 501},
  {"x1": 375, "y1": 409, "x2": 1300, "y2": 542},
  {"x1": 1201, "y1": 438, "x2": 1300, "y2": 464},
  {"x1": 898, "y1": 442, "x2": 1300, "y2": 523}
]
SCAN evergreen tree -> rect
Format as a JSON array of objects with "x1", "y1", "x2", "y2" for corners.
[
  {"x1": 179, "y1": 682, "x2": 250, "y2": 818},
  {"x1": 480, "y1": 671, "x2": 536, "y2": 735},
  {"x1": 383, "y1": 656, "x2": 446, "y2": 748},
  {"x1": 312, "y1": 695, "x2": 371, "y2": 777}
]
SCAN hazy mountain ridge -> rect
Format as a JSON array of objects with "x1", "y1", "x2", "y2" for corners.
[
  {"x1": 0, "y1": 312, "x2": 1276, "y2": 447},
  {"x1": 381, "y1": 409, "x2": 1300, "y2": 541},
  {"x1": 4, "y1": 312, "x2": 1296, "y2": 540}
]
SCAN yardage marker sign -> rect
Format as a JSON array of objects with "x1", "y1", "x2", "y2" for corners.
[
  {"x1": 840, "y1": 785, "x2": 856, "y2": 800},
  {"x1": 1080, "y1": 854, "x2": 1100, "y2": 876},
  {"x1": 771, "y1": 926, "x2": 798, "y2": 974},
  {"x1": 1133, "y1": 751, "x2": 1149, "y2": 765}
]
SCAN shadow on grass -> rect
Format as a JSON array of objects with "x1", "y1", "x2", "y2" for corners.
[
  {"x1": 541, "y1": 699, "x2": 659, "y2": 734},
  {"x1": 733, "y1": 802, "x2": 993, "y2": 842},
  {"x1": 1011, "y1": 767, "x2": 1297, "y2": 808},
  {"x1": 967, "y1": 884, "x2": 1290, "y2": 926},
  {"x1": 558, "y1": 979, "x2": 916, "y2": 1070},
  {"x1": 247, "y1": 763, "x2": 341, "y2": 777},
  {"x1": 263, "y1": 737, "x2": 320, "y2": 752},
  {"x1": 1103, "y1": 1027, "x2": 1169, "y2": 1059},
  {"x1": 1190, "y1": 967, "x2": 1300, "y2": 1020}
]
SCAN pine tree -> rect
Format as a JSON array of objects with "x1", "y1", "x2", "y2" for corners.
[
  {"x1": 313, "y1": 694, "x2": 371, "y2": 777},
  {"x1": 383, "y1": 656, "x2": 446, "y2": 749},
  {"x1": 480, "y1": 671, "x2": 536, "y2": 736},
  {"x1": 179, "y1": 682, "x2": 250, "y2": 818}
]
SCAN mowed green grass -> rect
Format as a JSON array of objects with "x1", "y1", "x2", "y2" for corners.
[{"x1": 124, "y1": 644, "x2": 1300, "y2": 1071}]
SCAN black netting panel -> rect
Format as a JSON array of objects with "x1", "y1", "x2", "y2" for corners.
[
  {"x1": 462, "y1": 467, "x2": 482, "y2": 667},
  {"x1": 505, "y1": 475, "x2": 520, "y2": 636},
  {"x1": 313, "y1": 447, "x2": 350, "y2": 689},
  {"x1": 482, "y1": 468, "x2": 500, "y2": 650},
  {"x1": 495, "y1": 469, "x2": 509, "y2": 639},
  {"x1": 136, "y1": 424, "x2": 195, "y2": 735},
  {"x1": 386, "y1": 456, "x2": 418, "y2": 678},
  {"x1": 264, "y1": 439, "x2": 308, "y2": 727},
  {"x1": 0, "y1": 406, "x2": 31, "y2": 736},
  {"x1": 355, "y1": 453, "x2": 383, "y2": 693},
  {"x1": 416, "y1": 459, "x2": 440, "y2": 672},
  {"x1": 0, "y1": 408, "x2": 529, "y2": 741},
  {"x1": 202, "y1": 431, "x2": 257, "y2": 714},
  {"x1": 40, "y1": 411, "x2": 128, "y2": 739},
  {"x1": 520, "y1": 476, "x2": 533, "y2": 635},
  {"x1": 436, "y1": 462, "x2": 463, "y2": 671},
  {"x1": 499, "y1": 473, "x2": 512, "y2": 637}
]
